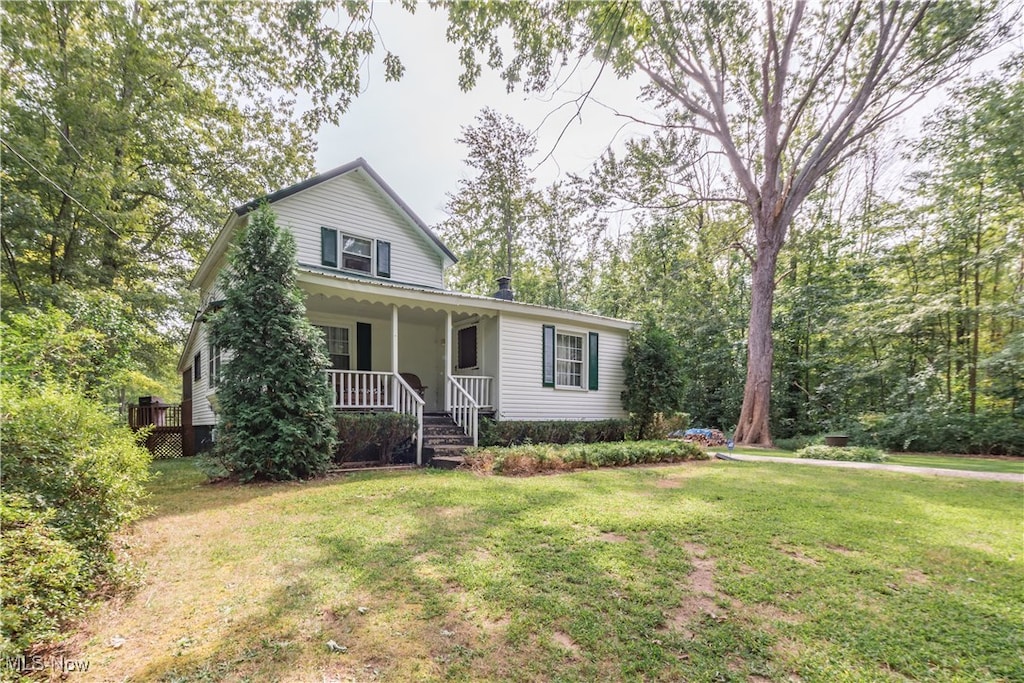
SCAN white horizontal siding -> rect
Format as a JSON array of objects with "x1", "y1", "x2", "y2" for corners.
[
  {"x1": 498, "y1": 313, "x2": 629, "y2": 421},
  {"x1": 188, "y1": 322, "x2": 216, "y2": 427},
  {"x1": 272, "y1": 171, "x2": 444, "y2": 288}
]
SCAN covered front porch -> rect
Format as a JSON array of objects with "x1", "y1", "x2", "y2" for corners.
[{"x1": 303, "y1": 282, "x2": 498, "y2": 465}]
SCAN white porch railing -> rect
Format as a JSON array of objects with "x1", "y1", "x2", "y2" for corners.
[
  {"x1": 394, "y1": 372, "x2": 425, "y2": 465},
  {"x1": 446, "y1": 374, "x2": 479, "y2": 447},
  {"x1": 326, "y1": 370, "x2": 393, "y2": 409},
  {"x1": 453, "y1": 375, "x2": 493, "y2": 410},
  {"x1": 326, "y1": 370, "x2": 425, "y2": 465}
]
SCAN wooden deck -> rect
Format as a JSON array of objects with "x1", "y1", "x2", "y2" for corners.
[{"x1": 128, "y1": 404, "x2": 189, "y2": 458}]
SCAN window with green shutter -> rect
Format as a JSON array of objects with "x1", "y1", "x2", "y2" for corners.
[
  {"x1": 542, "y1": 325, "x2": 555, "y2": 387},
  {"x1": 588, "y1": 332, "x2": 599, "y2": 390}
]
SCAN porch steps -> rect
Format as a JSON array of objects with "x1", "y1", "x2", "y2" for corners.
[{"x1": 423, "y1": 413, "x2": 473, "y2": 468}]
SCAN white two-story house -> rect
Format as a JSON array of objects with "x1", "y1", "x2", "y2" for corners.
[{"x1": 178, "y1": 159, "x2": 633, "y2": 464}]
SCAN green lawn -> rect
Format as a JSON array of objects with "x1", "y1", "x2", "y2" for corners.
[
  {"x1": 724, "y1": 446, "x2": 1024, "y2": 474},
  {"x1": 75, "y1": 458, "x2": 1023, "y2": 682}
]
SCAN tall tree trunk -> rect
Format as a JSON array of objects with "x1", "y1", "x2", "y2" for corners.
[{"x1": 734, "y1": 230, "x2": 784, "y2": 446}]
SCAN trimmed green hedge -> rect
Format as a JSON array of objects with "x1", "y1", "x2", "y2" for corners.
[
  {"x1": 796, "y1": 445, "x2": 888, "y2": 463},
  {"x1": 335, "y1": 412, "x2": 417, "y2": 464},
  {"x1": 479, "y1": 418, "x2": 629, "y2": 447},
  {"x1": 465, "y1": 440, "x2": 708, "y2": 476}
]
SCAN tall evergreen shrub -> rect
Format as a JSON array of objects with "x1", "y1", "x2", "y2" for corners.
[
  {"x1": 621, "y1": 320, "x2": 686, "y2": 439},
  {"x1": 209, "y1": 206, "x2": 336, "y2": 481}
]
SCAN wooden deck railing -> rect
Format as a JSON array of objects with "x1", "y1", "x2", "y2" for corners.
[{"x1": 128, "y1": 404, "x2": 182, "y2": 430}]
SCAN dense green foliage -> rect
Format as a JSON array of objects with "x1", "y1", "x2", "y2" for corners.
[
  {"x1": 847, "y1": 408, "x2": 1024, "y2": 456},
  {"x1": 0, "y1": 386, "x2": 151, "y2": 657},
  {"x1": 621, "y1": 321, "x2": 687, "y2": 439},
  {"x1": 335, "y1": 412, "x2": 418, "y2": 464},
  {"x1": 0, "y1": 496, "x2": 86, "y2": 659},
  {"x1": 208, "y1": 207, "x2": 336, "y2": 481},
  {"x1": 465, "y1": 440, "x2": 708, "y2": 475},
  {"x1": 795, "y1": 445, "x2": 888, "y2": 463},
  {"x1": 479, "y1": 418, "x2": 628, "y2": 447},
  {"x1": 1, "y1": 386, "x2": 152, "y2": 565},
  {"x1": 1, "y1": 0, "x2": 406, "y2": 409},
  {"x1": 0, "y1": 293, "x2": 178, "y2": 404}
]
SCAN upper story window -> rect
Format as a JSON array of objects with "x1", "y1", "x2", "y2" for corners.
[
  {"x1": 208, "y1": 343, "x2": 223, "y2": 386},
  {"x1": 342, "y1": 235, "x2": 371, "y2": 273},
  {"x1": 322, "y1": 227, "x2": 391, "y2": 278}
]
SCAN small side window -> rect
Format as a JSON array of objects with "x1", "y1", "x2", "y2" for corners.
[
  {"x1": 321, "y1": 227, "x2": 338, "y2": 267},
  {"x1": 377, "y1": 240, "x2": 391, "y2": 278},
  {"x1": 193, "y1": 352, "x2": 202, "y2": 381}
]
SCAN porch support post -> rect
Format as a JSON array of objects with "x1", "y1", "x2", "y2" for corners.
[
  {"x1": 445, "y1": 309, "x2": 452, "y2": 411},
  {"x1": 391, "y1": 304, "x2": 399, "y2": 410}
]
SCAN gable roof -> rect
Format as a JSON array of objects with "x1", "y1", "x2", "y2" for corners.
[{"x1": 189, "y1": 158, "x2": 456, "y2": 289}]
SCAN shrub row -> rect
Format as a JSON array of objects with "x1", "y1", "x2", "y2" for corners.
[
  {"x1": 847, "y1": 409, "x2": 1023, "y2": 456},
  {"x1": 465, "y1": 440, "x2": 708, "y2": 476},
  {"x1": 478, "y1": 418, "x2": 629, "y2": 447},
  {"x1": 795, "y1": 445, "x2": 888, "y2": 463},
  {"x1": 1, "y1": 386, "x2": 151, "y2": 659},
  {"x1": 335, "y1": 412, "x2": 417, "y2": 464}
]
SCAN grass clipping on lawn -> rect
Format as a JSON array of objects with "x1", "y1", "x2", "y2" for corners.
[
  {"x1": 796, "y1": 444, "x2": 888, "y2": 462},
  {"x1": 464, "y1": 440, "x2": 708, "y2": 476}
]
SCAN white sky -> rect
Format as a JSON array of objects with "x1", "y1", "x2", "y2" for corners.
[{"x1": 313, "y1": 2, "x2": 1021, "y2": 229}]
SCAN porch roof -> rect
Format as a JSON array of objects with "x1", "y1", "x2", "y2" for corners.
[{"x1": 297, "y1": 264, "x2": 636, "y2": 331}]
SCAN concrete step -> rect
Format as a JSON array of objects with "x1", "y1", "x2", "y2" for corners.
[{"x1": 430, "y1": 455, "x2": 466, "y2": 470}]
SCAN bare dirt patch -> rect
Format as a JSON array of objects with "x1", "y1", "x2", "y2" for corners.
[
  {"x1": 662, "y1": 542, "x2": 726, "y2": 638},
  {"x1": 745, "y1": 602, "x2": 805, "y2": 626},
  {"x1": 902, "y1": 568, "x2": 930, "y2": 586},
  {"x1": 479, "y1": 613, "x2": 510, "y2": 635},
  {"x1": 552, "y1": 631, "x2": 581, "y2": 656},
  {"x1": 598, "y1": 531, "x2": 628, "y2": 543},
  {"x1": 655, "y1": 478, "x2": 683, "y2": 488}
]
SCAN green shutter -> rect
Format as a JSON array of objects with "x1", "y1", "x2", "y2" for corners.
[
  {"x1": 588, "y1": 332, "x2": 599, "y2": 390},
  {"x1": 542, "y1": 325, "x2": 555, "y2": 387},
  {"x1": 321, "y1": 227, "x2": 337, "y2": 267},
  {"x1": 376, "y1": 240, "x2": 391, "y2": 278},
  {"x1": 356, "y1": 322, "x2": 372, "y2": 371}
]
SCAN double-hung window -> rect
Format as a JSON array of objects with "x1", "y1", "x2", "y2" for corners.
[
  {"x1": 317, "y1": 325, "x2": 351, "y2": 370},
  {"x1": 208, "y1": 343, "x2": 222, "y2": 386},
  {"x1": 321, "y1": 227, "x2": 391, "y2": 278},
  {"x1": 555, "y1": 333, "x2": 584, "y2": 388},
  {"x1": 341, "y1": 235, "x2": 372, "y2": 273},
  {"x1": 542, "y1": 326, "x2": 599, "y2": 390}
]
